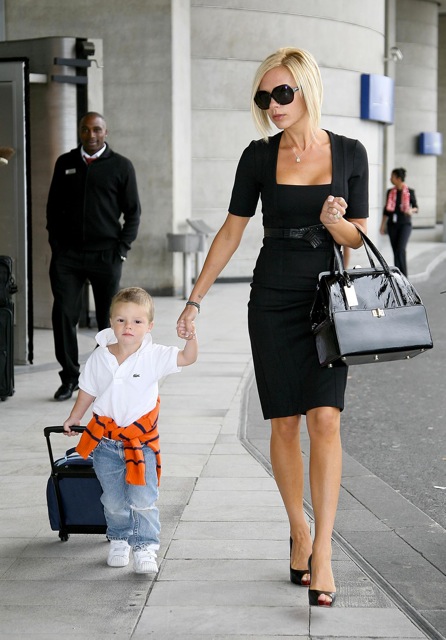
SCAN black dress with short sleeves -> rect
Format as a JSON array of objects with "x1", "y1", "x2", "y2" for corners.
[{"x1": 228, "y1": 131, "x2": 369, "y2": 419}]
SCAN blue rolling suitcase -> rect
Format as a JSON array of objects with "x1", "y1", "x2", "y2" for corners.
[{"x1": 44, "y1": 426, "x2": 107, "y2": 541}]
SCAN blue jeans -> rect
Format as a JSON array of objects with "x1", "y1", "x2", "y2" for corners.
[{"x1": 93, "y1": 438, "x2": 160, "y2": 550}]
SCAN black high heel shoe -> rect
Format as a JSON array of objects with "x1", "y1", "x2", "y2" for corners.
[
  {"x1": 308, "y1": 554, "x2": 337, "y2": 607},
  {"x1": 289, "y1": 537, "x2": 310, "y2": 586}
]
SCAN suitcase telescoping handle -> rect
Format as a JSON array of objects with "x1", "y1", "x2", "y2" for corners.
[{"x1": 44, "y1": 426, "x2": 86, "y2": 470}]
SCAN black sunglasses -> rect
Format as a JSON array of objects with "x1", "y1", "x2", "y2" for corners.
[{"x1": 254, "y1": 84, "x2": 299, "y2": 110}]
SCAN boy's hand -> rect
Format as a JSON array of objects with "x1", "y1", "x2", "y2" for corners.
[
  {"x1": 177, "y1": 305, "x2": 198, "y2": 340},
  {"x1": 61, "y1": 389, "x2": 94, "y2": 435},
  {"x1": 63, "y1": 419, "x2": 81, "y2": 437},
  {"x1": 177, "y1": 318, "x2": 196, "y2": 340},
  {"x1": 177, "y1": 320, "x2": 198, "y2": 367}
]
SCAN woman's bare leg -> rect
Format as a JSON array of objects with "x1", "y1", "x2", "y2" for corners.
[
  {"x1": 306, "y1": 406, "x2": 342, "y2": 604},
  {"x1": 270, "y1": 415, "x2": 313, "y2": 578}
]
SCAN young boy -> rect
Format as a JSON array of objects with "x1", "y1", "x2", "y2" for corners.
[{"x1": 63, "y1": 287, "x2": 198, "y2": 574}]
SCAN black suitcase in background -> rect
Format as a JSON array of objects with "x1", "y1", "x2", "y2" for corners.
[
  {"x1": 0, "y1": 256, "x2": 17, "y2": 401},
  {"x1": 44, "y1": 426, "x2": 107, "y2": 541},
  {"x1": 0, "y1": 255, "x2": 17, "y2": 307},
  {"x1": 0, "y1": 306, "x2": 14, "y2": 400}
]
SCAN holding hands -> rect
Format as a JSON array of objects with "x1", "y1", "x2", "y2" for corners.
[
  {"x1": 177, "y1": 306, "x2": 198, "y2": 341},
  {"x1": 177, "y1": 314, "x2": 199, "y2": 366}
]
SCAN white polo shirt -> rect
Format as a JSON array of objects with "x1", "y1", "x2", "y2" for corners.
[{"x1": 79, "y1": 328, "x2": 181, "y2": 427}]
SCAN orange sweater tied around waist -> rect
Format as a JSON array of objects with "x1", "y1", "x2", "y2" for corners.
[{"x1": 76, "y1": 397, "x2": 161, "y2": 486}]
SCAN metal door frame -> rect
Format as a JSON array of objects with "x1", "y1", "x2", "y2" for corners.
[{"x1": 0, "y1": 57, "x2": 32, "y2": 364}]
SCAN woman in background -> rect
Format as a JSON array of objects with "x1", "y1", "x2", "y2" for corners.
[{"x1": 380, "y1": 167, "x2": 418, "y2": 276}]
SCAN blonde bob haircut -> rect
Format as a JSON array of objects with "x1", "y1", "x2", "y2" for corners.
[
  {"x1": 250, "y1": 47, "x2": 323, "y2": 140},
  {"x1": 110, "y1": 287, "x2": 155, "y2": 323}
]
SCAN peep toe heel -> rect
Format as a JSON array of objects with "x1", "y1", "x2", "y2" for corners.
[
  {"x1": 289, "y1": 537, "x2": 310, "y2": 586},
  {"x1": 307, "y1": 554, "x2": 336, "y2": 607}
]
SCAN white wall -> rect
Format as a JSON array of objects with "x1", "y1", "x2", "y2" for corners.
[
  {"x1": 4, "y1": 0, "x2": 176, "y2": 293},
  {"x1": 394, "y1": 0, "x2": 439, "y2": 226},
  {"x1": 2, "y1": 0, "x2": 441, "y2": 297},
  {"x1": 437, "y1": 15, "x2": 446, "y2": 222},
  {"x1": 190, "y1": 0, "x2": 387, "y2": 278}
]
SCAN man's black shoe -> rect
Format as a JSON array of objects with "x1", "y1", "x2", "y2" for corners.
[{"x1": 54, "y1": 382, "x2": 79, "y2": 401}]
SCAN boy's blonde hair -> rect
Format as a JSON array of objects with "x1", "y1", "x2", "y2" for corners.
[
  {"x1": 251, "y1": 47, "x2": 323, "y2": 140},
  {"x1": 110, "y1": 287, "x2": 155, "y2": 322}
]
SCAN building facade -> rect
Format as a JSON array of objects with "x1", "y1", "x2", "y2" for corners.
[{"x1": 0, "y1": 0, "x2": 443, "y2": 335}]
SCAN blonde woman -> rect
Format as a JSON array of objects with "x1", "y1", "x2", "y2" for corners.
[{"x1": 177, "y1": 47, "x2": 369, "y2": 607}]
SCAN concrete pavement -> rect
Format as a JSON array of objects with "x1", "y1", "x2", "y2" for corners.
[{"x1": 0, "y1": 228, "x2": 445, "y2": 639}]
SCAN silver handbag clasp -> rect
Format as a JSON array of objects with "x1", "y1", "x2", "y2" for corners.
[{"x1": 372, "y1": 308, "x2": 385, "y2": 318}]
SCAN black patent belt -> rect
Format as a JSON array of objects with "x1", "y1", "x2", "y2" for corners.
[{"x1": 264, "y1": 224, "x2": 327, "y2": 248}]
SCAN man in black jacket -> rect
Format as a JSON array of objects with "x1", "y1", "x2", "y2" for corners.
[{"x1": 46, "y1": 112, "x2": 141, "y2": 400}]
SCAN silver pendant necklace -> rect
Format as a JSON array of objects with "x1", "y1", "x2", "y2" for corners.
[{"x1": 291, "y1": 132, "x2": 317, "y2": 163}]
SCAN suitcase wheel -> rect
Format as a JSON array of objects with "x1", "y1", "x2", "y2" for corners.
[{"x1": 59, "y1": 532, "x2": 70, "y2": 542}]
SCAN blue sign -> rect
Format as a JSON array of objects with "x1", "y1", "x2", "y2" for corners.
[
  {"x1": 418, "y1": 132, "x2": 442, "y2": 155},
  {"x1": 360, "y1": 74, "x2": 394, "y2": 124}
]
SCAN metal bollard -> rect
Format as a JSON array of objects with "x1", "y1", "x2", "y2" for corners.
[
  {"x1": 167, "y1": 233, "x2": 202, "y2": 299},
  {"x1": 186, "y1": 219, "x2": 216, "y2": 277}
]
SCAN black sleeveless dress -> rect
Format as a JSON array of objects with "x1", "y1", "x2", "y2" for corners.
[{"x1": 228, "y1": 131, "x2": 369, "y2": 419}]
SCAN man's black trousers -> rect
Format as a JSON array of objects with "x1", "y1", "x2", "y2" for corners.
[{"x1": 49, "y1": 248, "x2": 123, "y2": 385}]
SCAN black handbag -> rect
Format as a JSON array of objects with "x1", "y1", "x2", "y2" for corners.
[{"x1": 310, "y1": 228, "x2": 433, "y2": 366}]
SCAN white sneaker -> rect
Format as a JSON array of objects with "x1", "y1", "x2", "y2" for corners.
[
  {"x1": 133, "y1": 547, "x2": 158, "y2": 574},
  {"x1": 107, "y1": 540, "x2": 131, "y2": 567}
]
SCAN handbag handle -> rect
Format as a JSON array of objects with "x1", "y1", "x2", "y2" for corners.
[
  {"x1": 331, "y1": 225, "x2": 405, "y2": 308},
  {"x1": 333, "y1": 224, "x2": 392, "y2": 276}
]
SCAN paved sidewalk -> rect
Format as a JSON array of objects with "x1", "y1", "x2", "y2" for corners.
[{"x1": 0, "y1": 229, "x2": 444, "y2": 639}]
